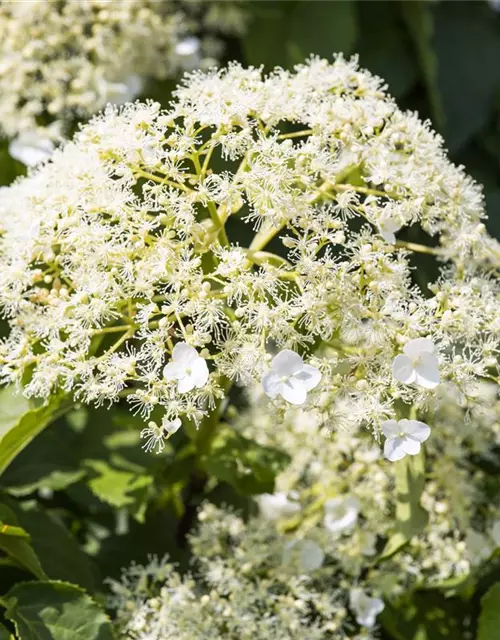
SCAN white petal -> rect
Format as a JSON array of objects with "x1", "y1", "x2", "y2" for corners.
[
  {"x1": 190, "y1": 357, "x2": 209, "y2": 388},
  {"x1": 175, "y1": 36, "x2": 200, "y2": 56},
  {"x1": 401, "y1": 437, "x2": 421, "y2": 456},
  {"x1": 294, "y1": 364, "x2": 321, "y2": 391},
  {"x1": 163, "y1": 361, "x2": 183, "y2": 381},
  {"x1": 384, "y1": 437, "x2": 407, "y2": 462},
  {"x1": 403, "y1": 337, "x2": 435, "y2": 358},
  {"x1": 400, "y1": 419, "x2": 431, "y2": 443},
  {"x1": 279, "y1": 377, "x2": 307, "y2": 405},
  {"x1": 381, "y1": 419, "x2": 399, "y2": 438},
  {"x1": 172, "y1": 342, "x2": 199, "y2": 365},
  {"x1": 299, "y1": 540, "x2": 325, "y2": 572},
  {"x1": 177, "y1": 375, "x2": 195, "y2": 394},
  {"x1": 163, "y1": 417, "x2": 182, "y2": 434},
  {"x1": 392, "y1": 354, "x2": 416, "y2": 384},
  {"x1": 414, "y1": 352, "x2": 440, "y2": 389},
  {"x1": 271, "y1": 349, "x2": 304, "y2": 376},
  {"x1": 380, "y1": 228, "x2": 396, "y2": 244},
  {"x1": 262, "y1": 372, "x2": 280, "y2": 398},
  {"x1": 9, "y1": 134, "x2": 54, "y2": 166}
]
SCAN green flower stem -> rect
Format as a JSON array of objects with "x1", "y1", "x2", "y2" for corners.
[{"x1": 195, "y1": 375, "x2": 232, "y2": 457}]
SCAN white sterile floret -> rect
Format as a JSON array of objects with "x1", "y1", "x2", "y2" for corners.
[
  {"x1": 378, "y1": 216, "x2": 401, "y2": 244},
  {"x1": 261, "y1": 350, "x2": 321, "y2": 405},
  {"x1": 382, "y1": 418, "x2": 430, "y2": 462},
  {"x1": 163, "y1": 342, "x2": 209, "y2": 393},
  {"x1": 349, "y1": 588, "x2": 385, "y2": 628},
  {"x1": 140, "y1": 416, "x2": 182, "y2": 453},
  {"x1": 392, "y1": 337, "x2": 440, "y2": 389},
  {"x1": 323, "y1": 495, "x2": 361, "y2": 534},
  {"x1": 9, "y1": 131, "x2": 55, "y2": 166},
  {"x1": 257, "y1": 492, "x2": 301, "y2": 520},
  {"x1": 283, "y1": 539, "x2": 325, "y2": 572}
]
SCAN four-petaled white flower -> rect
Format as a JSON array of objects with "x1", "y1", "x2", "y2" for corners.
[
  {"x1": 261, "y1": 349, "x2": 321, "y2": 405},
  {"x1": 9, "y1": 131, "x2": 54, "y2": 167},
  {"x1": 257, "y1": 492, "x2": 301, "y2": 520},
  {"x1": 163, "y1": 342, "x2": 209, "y2": 393},
  {"x1": 323, "y1": 495, "x2": 361, "y2": 534},
  {"x1": 140, "y1": 416, "x2": 182, "y2": 454},
  {"x1": 349, "y1": 588, "x2": 385, "y2": 628},
  {"x1": 392, "y1": 337, "x2": 440, "y2": 389},
  {"x1": 382, "y1": 418, "x2": 430, "y2": 462}
]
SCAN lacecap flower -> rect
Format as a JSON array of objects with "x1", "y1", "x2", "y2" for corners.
[{"x1": 382, "y1": 418, "x2": 431, "y2": 462}]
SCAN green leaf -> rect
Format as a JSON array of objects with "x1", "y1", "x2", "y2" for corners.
[
  {"x1": 380, "y1": 591, "x2": 469, "y2": 640},
  {"x1": 243, "y1": 1, "x2": 358, "y2": 71},
  {"x1": 1, "y1": 581, "x2": 113, "y2": 640},
  {"x1": 202, "y1": 427, "x2": 291, "y2": 496},
  {"x1": 0, "y1": 505, "x2": 46, "y2": 580},
  {"x1": 478, "y1": 582, "x2": 500, "y2": 640},
  {"x1": 402, "y1": 2, "x2": 444, "y2": 127},
  {"x1": 358, "y1": 2, "x2": 417, "y2": 98},
  {"x1": 84, "y1": 459, "x2": 153, "y2": 522},
  {"x1": 0, "y1": 622, "x2": 13, "y2": 640},
  {"x1": 287, "y1": 1, "x2": 358, "y2": 64},
  {"x1": 432, "y1": 1, "x2": 500, "y2": 150},
  {"x1": 3, "y1": 499, "x2": 96, "y2": 592},
  {"x1": 380, "y1": 451, "x2": 428, "y2": 560},
  {"x1": 0, "y1": 390, "x2": 68, "y2": 478}
]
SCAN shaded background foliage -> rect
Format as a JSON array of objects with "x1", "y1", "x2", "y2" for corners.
[{"x1": 1, "y1": 2, "x2": 500, "y2": 639}]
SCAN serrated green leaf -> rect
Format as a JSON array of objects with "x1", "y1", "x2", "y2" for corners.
[
  {"x1": 84, "y1": 459, "x2": 153, "y2": 522},
  {"x1": 3, "y1": 499, "x2": 96, "y2": 592},
  {"x1": 202, "y1": 427, "x2": 290, "y2": 496},
  {"x1": 0, "y1": 505, "x2": 46, "y2": 580},
  {"x1": 380, "y1": 451, "x2": 428, "y2": 560},
  {"x1": 478, "y1": 582, "x2": 500, "y2": 640},
  {"x1": 0, "y1": 390, "x2": 69, "y2": 478},
  {"x1": 1, "y1": 581, "x2": 113, "y2": 640}
]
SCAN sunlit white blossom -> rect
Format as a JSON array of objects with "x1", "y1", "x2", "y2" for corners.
[
  {"x1": 257, "y1": 492, "x2": 301, "y2": 520},
  {"x1": 9, "y1": 131, "x2": 54, "y2": 166},
  {"x1": 392, "y1": 338, "x2": 440, "y2": 389},
  {"x1": 324, "y1": 495, "x2": 361, "y2": 534},
  {"x1": 349, "y1": 588, "x2": 385, "y2": 628},
  {"x1": 262, "y1": 350, "x2": 321, "y2": 405},
  {"x1": 382, "y1": 418, "x2": 430, "y2": 462},
  {"x1": 163, "y1": 343, "x2": 209, "y2": 393}
]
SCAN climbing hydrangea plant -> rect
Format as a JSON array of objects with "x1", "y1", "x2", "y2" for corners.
[{"x1": 0, "y1": 55, "x2": 499, "y2": 461}]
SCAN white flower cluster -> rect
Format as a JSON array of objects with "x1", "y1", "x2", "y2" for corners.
[
  {"x1": 0, "y1": 0, "x2": 244, "y2": 142},
  {"x1": 236, "y1": 382, "x2": 500, "y2": 589},
  {"x1": 108, "y1": 503, "x2": 383, "y2": 639},
  {"x1": 0, "y1": 56, "x2": 498, "y2": 454}
]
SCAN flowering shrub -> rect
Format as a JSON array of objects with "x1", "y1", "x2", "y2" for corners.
[
  {"x1": 1, "y1": 53, "x2": 500, "y2": 640},
  {"x1": 0, "y1": 56, "x2": 499, "y2": 456}
]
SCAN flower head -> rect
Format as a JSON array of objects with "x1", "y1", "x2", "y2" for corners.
[
  {"x1": 392, "y1": 338, "x2": 440, "y2": 389},
  {"x1": 262, "y1": 350, "x2": 321, "y2": 405},
  {"x1": 163, "y1": 342, "x2": 209, "y2": 393},
  {"x1": 324, "y1": 495, "x2": 361, "y2": 534},
  {"x1": 382, "y1": 418, "x2": 430, "y2": 462},
  {"x1": 349, "y1": 588, "x2": 384, "y2": 628}
]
